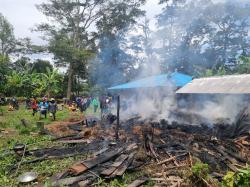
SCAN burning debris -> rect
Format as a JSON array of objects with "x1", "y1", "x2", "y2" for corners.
[{"x1": 8, "y1": 108, "x2": 250, "y2": 186}]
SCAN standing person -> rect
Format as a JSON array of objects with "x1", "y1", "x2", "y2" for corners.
[
  {"x1": 76, "y1": 96, "x2": 81, "y2": 108},
  {"x1": 48, "y1": 98, "x2": 58, "y2": 120},
  {"x1": 11, "y1": 97, "x2": 19, "y2": 110},
  {"x1": 92, "y1": 97, "x2": 99, "y2": 113},
  {"x1": 83, "y1": 97, "x2": 88, "y2": 111},
  {"x1": 99, "y1": 96, "x2": 106, "y2": 117},
  {"x1": 39, "y1": 99, "x2": 48, "y2": 119},
  {"x1": 86, "y1": 96, "x2": 91, "y2": 109},
  {"x1": 31, "y1": 97, "x2": 38, "y2": 116}
]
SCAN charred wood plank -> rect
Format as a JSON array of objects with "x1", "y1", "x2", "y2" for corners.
[
  {"x1": 127, "y1": 177, "x2": 148, "y2": 187},
  {"x1": 58, "y1": 139, "x2": 88, "y2": 144},
  {"x1": 101, "y1": 154, "x2": 129, "y2": 176},
  {"x1": 70, "y1": 147, "x2": 124, "y2": 175},
  {"x1": 78, "y1": 178, "x2": 95, "y2": 187},
  {"x1": 157, "y1": 153, "x2": 187, "y2": 165},
  {"x1": 212, "y1": 146, "x2": 239, "y2": 172},
  {"x1": 220, "y1": 146, "x2": 247, "y2": 163},
  {"x1": 51, "y1": 174, "x2": 92, "y2": 186},
  {"x1": 110, "y1": 152, "x2": 136, "y2": 177},
  {"x1": 51, "y1": 134, "x2": 81, "y2": 141}
]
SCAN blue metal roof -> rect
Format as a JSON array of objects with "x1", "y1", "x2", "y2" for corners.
[{"x1": 108, "y1": 72, "x2": 192, "y2": 90}]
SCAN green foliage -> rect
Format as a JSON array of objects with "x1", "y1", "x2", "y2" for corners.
[
  {"x1": 236, "y1": 56, "x2": 250, "y2": 74},
  {"x1": 39, "y1": 67, "x2": 63, "y2": 98},
  {"x1": 95, "y1": 171, "x2": 154, "y2": 187},
  {"x1": 0, "y1": 54, "x2": 9, "y2": 93},
  {"x1": 31, "y1": 59, "x2": 53, "y2": 73},
  {"x1": 222, "y1": 168, "x2": 250, "y2": 187},
  {"x1": 191, "y1": 162, "x2": 209, "y2": 178},
  {"x1": 0, "y1": 13, "x2": 16, "y2": 56}
]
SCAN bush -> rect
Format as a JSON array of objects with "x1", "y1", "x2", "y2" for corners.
[
  {"x1": 191, "y1": 162, "x2": 209, "y2": 178},
  {"x1": 19, "y1": 127, "x2": 30, "y2": 135},
  {"x1": 222, "y1": 168, "x2": 250, "y2": 187}
]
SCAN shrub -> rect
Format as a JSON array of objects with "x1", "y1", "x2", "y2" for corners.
[{"x1": 222, "y1": 168, "x2": 250, "y2": 187}]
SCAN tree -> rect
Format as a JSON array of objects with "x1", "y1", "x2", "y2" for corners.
[
  {"x1": 12, "y1": 57, "x2": 32, "y2": 72},
  {"x1": 204, "y1": 2, "x2": 250, "y2": 68},
  {"x1": 235, "y1": 56, "x2": 250, "y2": 74},
  {"x1": 31, "y1": 59, "x2": 53, "y2": 73},
  {"x1": 36, "y1": 0, "x2": 107, "y2": 99},
  {"x1": 0, "y1": 54, "x2": 9, "y2": 94},
  {"x1": 91, "y1": 0, "x2": 146, "y2": 87},
  {"x1": 40, "y1": 67, "x2": 63, "y2": 98},
  {"x1": 156, "y1": 0, "x2": 250, "y2": 76},
  {"x1": 5, "y1": 71, "x2": 33, "y2": 96},
  {"x1": 0, "y1": 13, "x2": 15, "y2": 57}
]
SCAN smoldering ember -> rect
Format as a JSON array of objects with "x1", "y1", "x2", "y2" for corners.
[{"x1": 0, "y1": 0, "x2": 250, "y2": 187}]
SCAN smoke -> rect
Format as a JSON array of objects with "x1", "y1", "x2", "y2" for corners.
[
  {"x1": 89, "y1": 0, "x2": 249, "y2": 125},
  {"x1": 119, "y1": 87, "x2": 176, "y2": 121},
  {"x1": 198, "y1": 96, "x2": 245, "y2": 123},
  {"x1": 177, "y1": 95, "x2": 248, "y2": 126}
]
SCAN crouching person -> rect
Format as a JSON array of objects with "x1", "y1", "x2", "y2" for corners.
[
  {"x1": 39, "y1": 99, "x2": 48, "y2": 119},
  {"x1": 48, "y1": 98, "x2": 58, "y2": 120}
]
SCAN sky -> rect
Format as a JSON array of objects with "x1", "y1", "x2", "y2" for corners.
[{"x1": 0, "y1": 0, "x2": 162, "y2": 46}]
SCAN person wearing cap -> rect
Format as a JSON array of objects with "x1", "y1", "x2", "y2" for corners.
[{"x1": 48, "y1": 98, "x2": 58, "y2": 120}]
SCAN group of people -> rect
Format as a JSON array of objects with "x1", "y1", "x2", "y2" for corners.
[
  {"x1": 68, "y1": 96, "x2": 99, "y2": 113},
  {"x1": 31, "y1": 97, "x2": 58, "y2": 120},
  {"x1": 4, "y1": 94, "x2": 114, "y2": 120}
]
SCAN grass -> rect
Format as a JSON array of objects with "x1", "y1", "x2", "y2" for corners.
[{"x1": 0, "y1": 104, "x2": 152, "y2": 187}]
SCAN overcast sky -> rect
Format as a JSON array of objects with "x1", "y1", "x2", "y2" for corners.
[{"x1": 0, "y1": 0, "x2": 162, "y2": 46}]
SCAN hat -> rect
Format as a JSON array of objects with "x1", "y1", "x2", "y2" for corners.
[{"x1": 51, "y1": 98, "x2": 55, "y2": 101}]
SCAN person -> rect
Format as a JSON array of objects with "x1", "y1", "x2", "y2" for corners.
[
  {"x1": 31, "y1": 97, "x2": 38, "y2": 116},
  {"x1": 39, "y1": 99, "x2": 48, "y2": 119},
  {"x1": 11, "y1": 97, "x2": 19, "y2": 110},
  {"x1": 48, "y1": 98, "x2": 58, "y2": 120},
  {"x1": 92, "y1": 97, "x2": 99, "y2": 113},
  {"x1": 86, "y1": 96, "x2": 91, "y2": 109},
  {"x1": 69, "y1": 101, "x2": 77, "y2": 112},
  {"x1": 82, "y1": 97, "x2": 88, "y2": 111},
  {"x1": 76, "y1": 96, "x2": 82, "y2": 108},
  {"x1": 8, "y1": 104, "x2": 14, "y2": 111},
  {"x1": 99, "y1": 96, "x2": 106, "y2": 117}
]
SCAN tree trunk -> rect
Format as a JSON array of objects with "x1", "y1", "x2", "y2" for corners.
[{"x1": 67, "y1": 63, "x2": 73, "y2": 100}]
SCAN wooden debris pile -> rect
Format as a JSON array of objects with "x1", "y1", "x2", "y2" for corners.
[
  {"x1": 10, "y1": 113, "x2": 249, "y2": 186},
  {"x1": 139, "y1": 124, "x2": 250, "y2": 186},
  {"x1": 49, "y1": 143, "x2": 139, "y2": 186}
]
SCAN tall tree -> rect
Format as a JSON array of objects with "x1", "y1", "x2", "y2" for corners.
[
  {"x1": 204, "y1": 2, "x2": 250, "y2": 68},
  {"x1": 91, "y1": 0, "x2": 146, "y2": 87},
  {"x1": 36, "y1": 0, "x2": 106, "y2": 99},
  {"x1": 0, "y1": 13, "x2": 16, "y2": 57},
  {"x1": 31, "y1": 59, "x2": 53, "y2": 73},
  {"x1": 156, "y1": 0, "x2": 250, "y2": 76}
]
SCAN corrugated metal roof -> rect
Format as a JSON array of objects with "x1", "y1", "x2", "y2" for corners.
[
  {"x1": 108, "y1": 72, "x2": 192, "y2": 90},
  {"x1": 176, "y1": 74, "x2": 250, "y2": 94}
]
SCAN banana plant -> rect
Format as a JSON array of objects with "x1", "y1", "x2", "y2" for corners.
[{"x1": 39, "y1": 67, "x2": 63, "y2": 98}]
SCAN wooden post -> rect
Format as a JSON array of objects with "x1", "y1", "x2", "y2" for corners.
[
  {"x1": 36, "y1": 121, "x2": 45, "y2": 134},
  {"x1": 115, "y1": 95, "x2": 120, "y2": 141}
]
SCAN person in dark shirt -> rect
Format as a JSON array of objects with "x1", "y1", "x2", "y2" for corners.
[{"x1": 48, "y1": 98, "x2": 58, "y2": 120}]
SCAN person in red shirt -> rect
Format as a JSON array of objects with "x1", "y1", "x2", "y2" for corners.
[{"x1": 31, "y1": 97, "x2": 38, "y2": 116}]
